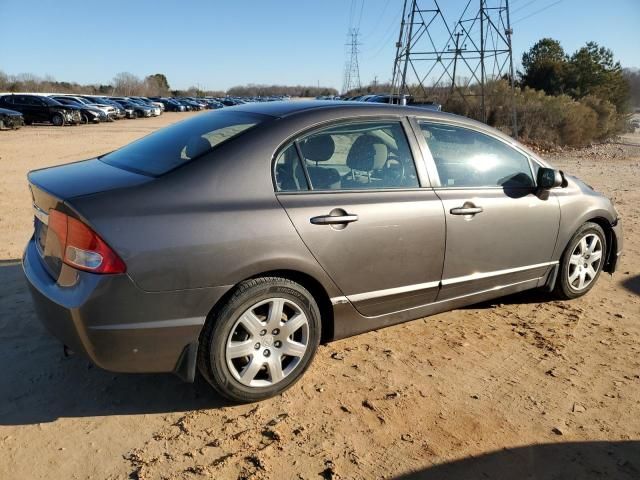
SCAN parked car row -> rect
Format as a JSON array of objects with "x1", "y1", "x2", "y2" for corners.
[
  {"x1": 0, "y1": 92, "x2": 292, "y2": 129},
  {"x1": 316, "y1": 93, "x2": 442, "y2": 111}
]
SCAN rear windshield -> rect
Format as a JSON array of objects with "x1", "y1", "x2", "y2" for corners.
[{"x1": 100, "y1": 110, "x2": 266, "y2": 176}]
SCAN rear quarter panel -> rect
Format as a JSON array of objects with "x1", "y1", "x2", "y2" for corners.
[{"x1": 68, "y1": 121, "x2": 343, "y2": 298}]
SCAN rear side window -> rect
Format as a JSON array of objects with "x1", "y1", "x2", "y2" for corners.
[
  {"x1": 419, "y1": 122, "x2": 534, "y2": 188},
  {"x1": 284, "y1": 121, "x2": 419, "y2": 191},
  {"x1": 274, "y1": 144, "x2": 308, "y2": 191},
  {"x1": 100, "y1": 111, "x2": 266, "y2": 176}
]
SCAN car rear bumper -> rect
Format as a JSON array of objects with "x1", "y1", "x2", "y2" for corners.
[{"x1": 22, "y1": 237, "x2": 231, "y2": 378}]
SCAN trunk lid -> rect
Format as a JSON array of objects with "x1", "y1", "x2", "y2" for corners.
[{"x1": 28, "y1": 158, "x2": 151, "y2": 280}]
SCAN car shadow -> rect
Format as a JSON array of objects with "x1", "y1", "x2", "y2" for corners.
[
  {"x1": 621, "y1": 274, "x2": 640, "y2": 296},
  {"x1": 393, "y1": 441, "x2": 640, "y2": 480},
  {"x1": 0, "y1": 259, "x2": 227, "y2": 426}
]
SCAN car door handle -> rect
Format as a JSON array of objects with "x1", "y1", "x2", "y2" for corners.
[
  {"x1": 450, "y1": 206, "x2": 483, "y2": 215},
  {"x1": 310, "y1": 214, "x2": 359, "y2": 225}
]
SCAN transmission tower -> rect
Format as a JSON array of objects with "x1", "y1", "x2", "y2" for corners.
[
  {"x1": 391, "y1": 0, "x2": 518, "y2": 136},
  {"x1": 342, "y1": 28, "x2": 362, "y2": 94}
]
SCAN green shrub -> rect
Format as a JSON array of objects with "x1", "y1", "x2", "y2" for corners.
[
  {"x1": 580, "y1": 95, "x2": 618, "y2": 140},
  {"x1": 441, "y1": 80, "x2": 625, "y2": 147}
]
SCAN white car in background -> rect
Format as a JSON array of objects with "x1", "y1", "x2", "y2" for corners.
[{"x1": 64, "y1": 95, "x2": 119, "y2": 120}]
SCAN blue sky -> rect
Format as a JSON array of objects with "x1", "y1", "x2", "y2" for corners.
[{"x1": 1, "y1": 0, "x2": 638, "y2": 91}]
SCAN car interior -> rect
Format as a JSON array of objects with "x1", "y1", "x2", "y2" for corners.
[{"x1": 275, "y1": 121, "x2": 420, "y2": 191}]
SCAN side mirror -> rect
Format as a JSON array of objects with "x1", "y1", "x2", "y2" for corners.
[{"x1": 536, "y1": 167, "x2": 564, "y2": 189}]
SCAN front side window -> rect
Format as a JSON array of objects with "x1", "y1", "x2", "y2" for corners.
[
  {"x1": 292, "y1": 121, "x2": 419, "y2": 191},
  {"x1": 419, "y1": 122, "x2": 534, "y2": 188},
  {"x1": 100, "y1": 111, "x2": 266, "y2": 176}
]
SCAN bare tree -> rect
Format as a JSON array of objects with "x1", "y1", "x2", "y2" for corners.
[{"x1": 113, "y1": 72, "x2": 143, "y2": 96}]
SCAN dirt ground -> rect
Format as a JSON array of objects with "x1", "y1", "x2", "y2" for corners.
[{"x1": 0, "y1": 114, "x2": 639, "y2": 480}]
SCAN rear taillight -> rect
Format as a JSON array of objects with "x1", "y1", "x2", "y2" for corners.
[{"x1": 48, "y1": 210, "x2": 126, "y2": 274}]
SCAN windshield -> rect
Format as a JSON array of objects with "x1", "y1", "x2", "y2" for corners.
[
  {"x1": 100, "y1": 110, "x2": 267, "y2": 176},
  {"x1": 44, "y1": 97, "x2": 64, "y2": 106}
]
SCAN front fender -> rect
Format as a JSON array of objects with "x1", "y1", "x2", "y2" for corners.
[{"x1": 552, "y1": 177, "x2": 619, "y2": 264}]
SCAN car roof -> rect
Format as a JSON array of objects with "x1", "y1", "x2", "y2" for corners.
[
  {"x1": 230, "y1": 100, "x2": 479, "y2": 125},
  {"x1": 228, "y1": 100, "x2": 547, "y2": 165}
]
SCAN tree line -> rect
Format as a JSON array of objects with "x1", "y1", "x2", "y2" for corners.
[{"x1": 0, "y1": 71, "x2": 337, "y2": 98}]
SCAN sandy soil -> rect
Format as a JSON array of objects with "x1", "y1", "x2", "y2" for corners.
[{"x1": 0, "y1": 115, "x2": 638, "y2": 480}]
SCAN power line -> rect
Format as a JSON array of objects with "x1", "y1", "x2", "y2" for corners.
[
  {"x1": 363, "y1": 6, "x2": 405, "y2": 60},
  {"x1": 347, "y1": 0, "x2": 357, "y2": 31},
  {"x1": 361, "y1": 0, "x2": 393, "y2": 40},
  {"x1": 511, "y1": 0, "x2": 536, "y2": 15},
  {"x1": 357, "y1": 0, "x2": 365, "y2": 31},
  {"x1": 512, "y1": 0, "x2": 564, "y2": 24}
]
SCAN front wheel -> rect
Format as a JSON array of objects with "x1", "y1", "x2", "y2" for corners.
[
  {"x1": 51, "y1": 113, "x2": 64, "y2": 127},
  {"x1": 197, "y1": 277, "x2": 321, "y2": 402},
  {"x1": 554, "y1": 222, "x2": 606, "y2": 299}
]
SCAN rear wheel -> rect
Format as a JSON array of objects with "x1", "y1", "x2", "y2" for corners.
[
  {"x1": 554, "y1": 222, "x2": 606, "y2": 299},
  {"x1": 51, "y1": 113, "x2": 64, "y2": 127},
  {"x1": 197, "y1": 277, "x2": 321, "y2": 402}
]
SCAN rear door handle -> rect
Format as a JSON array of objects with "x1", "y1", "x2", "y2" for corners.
[
  {"x1": 310, "y1": 214, "x2": 359, "y2": 225},
  {"x1": 450, "y1": 206, "x2": 483, "y2": 215}
]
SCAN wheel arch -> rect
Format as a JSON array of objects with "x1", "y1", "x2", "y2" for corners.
[
  {"x1": 202, "y1": 269, "x2": 335, "y2": 345},
  {"x1": 584, "y1": 216, "x2": 617, "y2": 273},
  {"x1": 548, "y1": 214, "x2": 615, "y2": 292}
]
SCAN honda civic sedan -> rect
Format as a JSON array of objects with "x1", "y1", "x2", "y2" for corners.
[{"x1": 23, "y1": 101, "x2": 623, "y2": 402}]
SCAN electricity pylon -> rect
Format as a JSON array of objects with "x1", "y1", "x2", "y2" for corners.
[
  {"x1": 342, "y1": 28, "x2": 362, "y2": 95},
  {"x1": 391, "y1": 0, "x2": 518, "y2": 136}
]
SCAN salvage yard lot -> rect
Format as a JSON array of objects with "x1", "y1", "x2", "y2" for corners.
[{"x1": 0, "y1": 115, "x2": 639, "y2": 479}]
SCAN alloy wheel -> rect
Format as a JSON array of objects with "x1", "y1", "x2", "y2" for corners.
[
  {"x1": 225, "y1": 297, "x2": 309, "y2": 387},
  {"x1": 567, "y1": 233, "x2": 603, "y2": 291}
]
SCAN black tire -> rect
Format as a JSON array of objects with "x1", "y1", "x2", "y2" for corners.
[
  {"x1": 554, "y1": 222, "x2": 606, "y2": 300},
  {"x1": 51, "y1": 113, "x2": 64, "y2": 127},
  {"x1": 197, "y1": 277, "x2": 321, "y2": 402}
]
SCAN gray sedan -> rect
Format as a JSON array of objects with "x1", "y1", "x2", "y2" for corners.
[{"x1": 23, "y1": 101, "x2": 623, "y2": 402}]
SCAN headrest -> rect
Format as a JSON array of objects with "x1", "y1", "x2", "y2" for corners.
[
  {"x1": 301, "y1": 135, "x2": 335, "y2": 162},
  {"x1": 184, "y1": 135, "x2": 212, "y2": 159},
  {"x1": 347, "y1": 135, "x2": 389, "y2": 172}
]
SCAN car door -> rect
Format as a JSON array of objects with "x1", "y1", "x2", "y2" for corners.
[
  {"x1": 23, "y1": 95, "x2": 48, "y2": 123},
  {"x1": 275, "y1": 118, "x2": 446, "y2": 317},
  {"x1": 413, "y1": 119, "x2": 560, "y2": 300}
]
